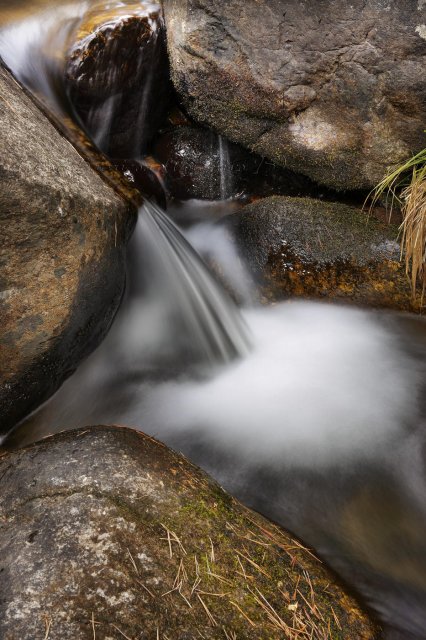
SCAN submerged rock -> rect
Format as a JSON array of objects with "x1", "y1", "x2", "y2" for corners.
[
  {"x1": 0, "y1": 426, "x2": 378, "y2": 639},
  {"x1": 0, "y1": 63, "x2": 136, "y2": 434},
  {"x1": 228, "y1": 196, "x2": 419, "y2": 311},
  {"x1": 65, "y1": 1, "x2": 171, "y2": 157},
  {"x1": 163, "y1": 0, "x2": 426, "y2": 191}
]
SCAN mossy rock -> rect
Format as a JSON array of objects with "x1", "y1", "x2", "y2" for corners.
[
  {"x1": 0, "y1": 426, "x2": 379, "y2": 639},
  {"x1": 228, "y1": 196, "x2": 421, "y2": 311}
]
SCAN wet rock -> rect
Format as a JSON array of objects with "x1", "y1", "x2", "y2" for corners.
[
  {"x1": 153, "y1": 125, "x2": 230, "y2": 200},
  {"x1": 113, "y1": 157, "x2": 167, "y2": 208},
  {"x1": 0, "y1": 426, "x2": 378, "y2": 639},
  {"x1": 65, "y1": 1, "x2": 171, "y2": 157},
  {"x1": 163, "y1": 0, "x2": 426, "y2": 190},
  {"x1": 0, "y1": 63, "x2": 136, "y2": 434},
  {"x1": 153, "y1": 124, "x2": 319, "y2": 201},
  {"x1": 228, "y1": 196, "x2": 420, "y2": 311}
]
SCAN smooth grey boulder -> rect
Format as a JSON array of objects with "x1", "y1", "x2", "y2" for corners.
[
  {"x1": 0, "y1": 426, "x2": 378, "y2": 639},
  {"x1": 164, "y1": 0, "x2": 426, "y2": 190},
  {"x1": 0, "y1": 64, "x2": 136, "y2": 434}
]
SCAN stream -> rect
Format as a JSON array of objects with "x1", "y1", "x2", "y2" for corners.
[{"x1": 1, "y1": 3, "x2": 426, "y2": 638}]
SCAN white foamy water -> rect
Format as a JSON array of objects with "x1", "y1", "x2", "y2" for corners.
[
  {"x1": 14, "y1": 208, "x2": 421, "y2": 469},
  {"x1": 185, "y1": 221, "x2": 255, "y2": 305},
  {"x1": 140, "y1": 302, "x2": 420, "y2": 465}
]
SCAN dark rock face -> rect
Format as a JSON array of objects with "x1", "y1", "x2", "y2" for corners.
[
  {"x1": 154, "y1": 125, "x2": 232, "y2": 200},
  {"x1": 0, "y1": 64, "x2": 135, "y2": 434},
  {"x1": 65, "y1": 1, "x2": 171, "y2": 157},
  {"x1": 164, "y1": 0, "x2": 426, "y2": 190},
  {"x1": 0, "y1": 426, "x2": 377, "y2": 639},
  {"x1": 153, "y1": 124, "x2": 321, "y2": 201},
  {"x1": 113, "y1": 157, "x2": 167, "y2": 207},
  {"x1": 228, "y1": 196, "x2": 420, "y2": 310}
]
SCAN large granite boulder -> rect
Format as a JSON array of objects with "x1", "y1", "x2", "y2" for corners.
[
  {"x1": 65, "y1": 1, "x2": 171, "y2": 157},
  {"x1": 227, "y1": 196, "x2": 420, "y2": 310},
  {"x1": 0, "y1": 426, "x2": 378, "y2": 639},
  {"x1": 0, "y1": 64, "x2": 136, "y2": 435},
  {"x1": 163, "y1": 0, "x2": 426, "y2": 191}
]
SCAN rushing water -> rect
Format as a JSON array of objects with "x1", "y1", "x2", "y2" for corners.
[
  {"x1": 130, "y1": 202, "x2": 250, "y2": 365},
  {"x1": 2, "y1": 3, "x2": 426, "y2": 639},
  {"x1": 9, "y1": 203, "x2": 426, "y2": 639},
  {"x1": 218, "y1": 135, "x2": 234, "y2": 200},
  {"x1": 0, "y1": 2, "x2": 87, "y2": 115}
]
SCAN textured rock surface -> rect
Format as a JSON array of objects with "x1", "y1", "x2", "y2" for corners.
[
  {"x1": 164, "y1": 0, "x2": 426, "y2": 190},
  {"x1": 0, "y1": 426, "x2": 378, "y2": 639},
  {"x1": 66, "y1": 1, "x2": 171, "y2": 157},
  {"x1": 228, "y1": 196, "x2": 420, "y2": 310},
  {"x1": 0, "y1": 64, "x2": 136, "y2": 434},
  {"x1": 153, "y1": 124, "x2": 321, "y2": 201}
]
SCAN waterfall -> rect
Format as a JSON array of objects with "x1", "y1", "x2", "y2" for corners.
[
  {"x1": 136, "y1": 201, "x2": 251, "y2": 366},
  {"x1": 218, "y1": 134, "x2": 233, "y2": 200}
]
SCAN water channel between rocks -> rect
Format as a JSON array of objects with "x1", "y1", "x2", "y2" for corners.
[{"x1": 1, "y1": 2, "x2": 426, "y2": 639}]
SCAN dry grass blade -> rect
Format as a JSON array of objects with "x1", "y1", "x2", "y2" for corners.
[
  {"x1": 330, "y1": 605, "x2": 342, "y2": 631},
  {"x1": 247, "y1": 586, "x2": 290, "y2": 633},
  {"x1": 400, "y1": 169, "x2": 426, "y2": 299},
  {"x1": 136, "y1": 579, "x2": 156, "y2": 599},
  {"x1": 207, "y1": 570, "x2": 233, "y2": 586},
  {"x1": 368, "y1": 144, "x2": 426, "y2": 300},
  {"x1": 111, "y1": 624, "x2": 134, "y2": 640},
  {"x1": 160, "y1": 524, "x2": 187, "y2": 557},
  {"x1": 197, "y1": 594, "x2": 218, "y2": 626},
  {"x1": 209, "y1": 536, "x2": 216, "y2": 563},
  {"x1": 91, "y1": 612, "x2": 96, "y2": 640},
  {"x1": 235, "y1": 549, "x2": 271, "y2": 578},
  {"x1": 229, "y1": 600, "x2": 257, "y2": 627},
  {"x1": 127, "y1": 548, "x2": 139, "y2": 575},
  {"x1": 43, "y1": 615, "x2": 52, "y2": 640}
]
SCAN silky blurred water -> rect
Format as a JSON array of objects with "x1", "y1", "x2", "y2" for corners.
[{"x1": 9, "y1": 203, "x2": 426, "y2": 639}]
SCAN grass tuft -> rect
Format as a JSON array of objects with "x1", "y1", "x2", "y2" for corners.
[{"x1": 369, "y1": 143, "x2": 426, "y2": 302}]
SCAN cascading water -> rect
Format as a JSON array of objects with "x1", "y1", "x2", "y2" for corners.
[
  {"x1": 133, "y1": 201, "x2": 251, "y2": 365},
  {"x1": 3, "y1": 4, "x2": 426, "y2": 639},
  {"x1": 0, "y1": 2, "x2": 87, "y2": 115},
  {"x1": 218, "y1": 134, "x2": 233, "y2": 200}
]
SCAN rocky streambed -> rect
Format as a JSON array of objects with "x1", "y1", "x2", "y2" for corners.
[{"x1": 1, "y1": 1, "x2": 426, "y2": 638}]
